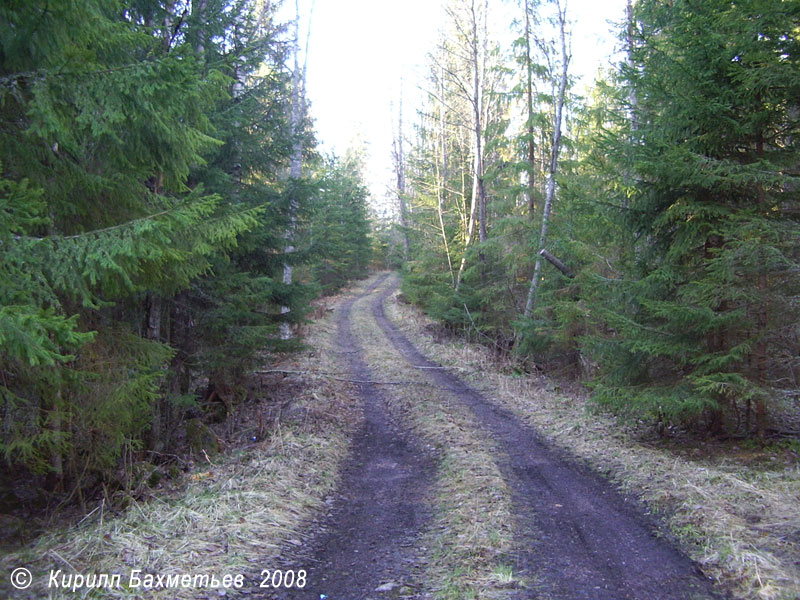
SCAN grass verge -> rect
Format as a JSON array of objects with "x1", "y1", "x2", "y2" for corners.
[
  {"x1": 0, "y1": 284, "x2": 366, "y2": 600},
  {"x1": 386, "y1": 281, "x2": 800, "y2": 600},
  {"x1": 349, "y1": 290, "x2": 522, "y2": 599}
]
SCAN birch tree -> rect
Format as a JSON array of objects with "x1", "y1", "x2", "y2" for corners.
[
  {"x1": 281, "y1": 0, "x2": 310, "y2": 339},
  {"x1": 522, "y1": 0, "x2": 538, "y2": 219},
  {"x1": 523, "y1": 0, "x2": 570, "y2": 318},
  {"x1": 392, "y1": 89, "x2": 410, "y2": 261},
  {"x1": 436, "y1": 58, "x2": 456, "y2": 286},
  {"x1": 437, "y1": 0, "x2": 491, "y2": 289}
]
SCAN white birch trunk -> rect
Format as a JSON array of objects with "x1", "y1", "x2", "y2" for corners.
[
  {"x1": 626, "y1": 0, "x2": 638, "y2": 134},
  {"x1": 192, "y1": 0, "x2": 208, "y2": 54},
  {"x1": 280, "y1": 0, "x2": 304, "y2": 340},
  {"x1": 456, "y1": 135, "x2": 480, "y2": 290},
  {"x1": 393, "y1": 90, "x2": 409, "y2": 261},
  {"x1": 474, "y1": 0, "x2": 487, "y2": 246},
  {"x1": 162, "y1": 1, "x2": 176, "y2": 52},
  {"x1": 437, "y1": 60, "x2": 456, "y2": 286},
  {"x1": 524, "y1": 0, "x2": 536, "y2": 219},
  {"x1": 523, "y1": 0, "x2": 569, "y2": 318},
  {"x1": 455, "y1": 0, "x2": 487, "y2": 288}
]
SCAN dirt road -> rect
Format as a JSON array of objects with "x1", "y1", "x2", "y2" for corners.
[
  {"x1": 272, "y1": 274, "x2": 436, "y2": 599},
  {"x1": 276, "y1": 273, "x2": 722, "y2": 599}
]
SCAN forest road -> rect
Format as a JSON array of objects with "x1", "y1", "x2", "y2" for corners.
[
  {"x1": 370, "y1": 273, "x2": 724, "y2": 600},
  {"x1": 267, "y1": 272, "x2": 437, "y2": 600},
  {"x1": 268, "y1": 272, "x2": 725, "y2": 600}
]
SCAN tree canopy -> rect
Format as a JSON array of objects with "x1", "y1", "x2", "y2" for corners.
[
  {"x1": 399, "y1": 0, "x2": 799, "y2": 437},
  {"x1": 1, "y1": 0, "x2": 373, "y2": 498}
]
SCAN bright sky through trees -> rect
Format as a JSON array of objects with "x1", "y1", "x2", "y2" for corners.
[{"x1": 289, "y1": 0, "x2": 629, "y2": 205}]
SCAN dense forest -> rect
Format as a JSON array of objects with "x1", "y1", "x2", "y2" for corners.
[
  {"x1": 0, "y1": 0, "x2": 372, "y2": 504},
  {"x1": 398, "y1": 0, "x2": 799, "y2": 438},
  {"x1": 1, "y1": 2, "x2": 798, "y2": 598},
  {"x1": 1, "y1": 0, "x2": 798, "y2": 517}
]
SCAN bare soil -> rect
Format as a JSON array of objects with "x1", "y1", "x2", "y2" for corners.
[{"x1": 269, "y1": 273, "x2": 436, "y2": 599}]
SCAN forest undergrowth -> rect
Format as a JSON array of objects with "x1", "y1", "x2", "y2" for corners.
[{"x1": 0, "y1": 287, "x2": 364, "y2": 600}]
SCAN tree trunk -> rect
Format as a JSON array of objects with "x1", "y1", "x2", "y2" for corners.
[
  {"x1": 473, "y1": 0, "x2": 487, "y2": 247},
  {"x1": 539, "y1": 248, "x2": 574, "y2": 278},
  {"x1": 525, "y1": 0, "x2": 537, "y2": 219},
  {"x1": 281, "y1": 0, "x2": 306, "y2": 340},
  {"x1": 146, "y1": 293, "x2": 164, "y2": 451},
  {"x1": 753, "y1": 127, "x2": 768, "y2": 440},
  {"x1": 437, "y1": 60, "x2": 455, "y2": 286},
  {"x1": 48, "y1": 385, "x2": 64, "y2": 491},
  {"x1": 704, "y1": 233, "x2": 727, "y2": 432},
  {"x1": 626, "y1": 0, "x2": 638, "y2": 134},
  {"x1": 620, "y1": 0, "x2": 639, "y2": 211},
  {"x1": 146, "y1": 294, "x2": 162, "y2": 341},
  {"x1": 192, "y1": 0, "x2": 208, "y2": 54},
  {"x1": 456, "y1": 0, "x2": 487, "y2": 287},
  {"x1": 162, "y1": 1, "x2": 176, "y2": 53},
  {"x1": 163, "y1": 292, "x2": 191, "y2": 451},
  {"x1": 456, "y1": 136, "x2": 480, "y2": 290},
  {"x1": 393, "y1": 89, "x2": 410, "y2": 261},
  {"x1": 524, "y1": 0, "x2": 569, "y2": 318}
]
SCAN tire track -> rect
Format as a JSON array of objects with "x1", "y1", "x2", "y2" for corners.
[
  {"x1": 275, "y1": 274, "x2": 435, "y2": 600},
  {"x1": 371, "y1": 274, "x2": 722, "y2": 600}
]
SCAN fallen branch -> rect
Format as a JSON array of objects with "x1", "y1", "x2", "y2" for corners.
[
  {"x1": 256, "y1": 369, "x2": 422, "y2": 386},
  {"x1": 539, "y1": 248, "x2": 575, "y2": 278},
  {"x1": 258, "y1": 368, "x2": 347, "y2": 377}
]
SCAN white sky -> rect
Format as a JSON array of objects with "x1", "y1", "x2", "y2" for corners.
[{"x1": 285, "y1": 0, "x2": 629, "y2": 206}]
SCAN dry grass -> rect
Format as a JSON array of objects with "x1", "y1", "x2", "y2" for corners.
[
  {"x1": 0, "y1": 283, "x2": 368, "y2": 600},
  {"x1": 349, "y1": 290, "x2": 522, "y2": 599},
  {"x1": 385, "y1": 283, "x2": 800, "y2": 600}
]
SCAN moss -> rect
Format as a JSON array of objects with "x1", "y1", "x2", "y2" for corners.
[
  {"x1": 147, "y1": 467, "x2": 164, "y2": 487},
  {"x1": 184, "y1": 418, "x2": 219, "y2": 458}
]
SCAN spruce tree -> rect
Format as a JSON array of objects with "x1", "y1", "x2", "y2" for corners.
[
  {"x1": 589, "y1": 0, "x2": 800, "y2": 435},
  {"x1": 310, "y1": 152, "x2": 373, "y2": 295},
  {"x1": 0, "y1": 0, "x2": 268, "y2": 489}
]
